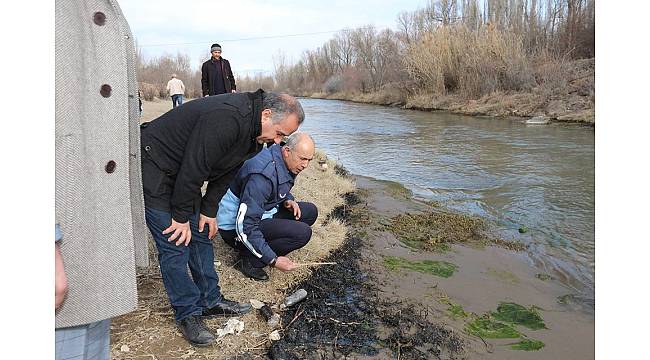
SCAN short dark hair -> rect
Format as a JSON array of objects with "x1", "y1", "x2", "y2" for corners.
[{"x1": 262, "y1": 93, "x2": 305, "y2": 125}]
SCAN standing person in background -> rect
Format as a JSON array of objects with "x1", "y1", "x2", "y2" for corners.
[
  {"x1": 55, "y1": 0, "x2": 148, "y2": 359},
  {"x1": 166, "y1": 73, "x2": 186, "y2": 108},
  {"x1": 201, "y1": 43, "x2": 236, "y2": 97}
]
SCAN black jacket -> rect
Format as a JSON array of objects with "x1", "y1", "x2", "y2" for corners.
[
  {"x1": 201, "y1": 57, "x2": 236, "y2": 96},
  {"x1": 140, "y1": 90, "x2": 265, "y2": 223}
]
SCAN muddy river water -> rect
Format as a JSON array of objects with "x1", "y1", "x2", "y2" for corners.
[{"x1": 298, "y1": 98, "x2": 595, "y2": 303}]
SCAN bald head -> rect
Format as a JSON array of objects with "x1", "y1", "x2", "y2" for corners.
[{"x1": 282, "y1": 132, "x2": 315, "y2": 175}]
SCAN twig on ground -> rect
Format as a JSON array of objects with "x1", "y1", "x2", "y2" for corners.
[
  {"x1": 295, "y1": 262, "x2": 337, "y2": 267},
  {"x1": 285, "y1": 307, "x2": 306, "y2": 330}
]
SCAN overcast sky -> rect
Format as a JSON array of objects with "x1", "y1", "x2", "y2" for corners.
[{"x1": 119, "y1": 0, "x2": 428, "y2": 77}]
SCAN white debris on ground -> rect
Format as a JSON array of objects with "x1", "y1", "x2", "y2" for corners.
[
  {"x1": 216, "y1": 318, "x2": 245, "y2": 338},
  {"x1": 249, "y1": 299, "x2": 265, "y2": 309},
  {"x1": 269, "y1": 330, "x2": 281, "y2": 341}
]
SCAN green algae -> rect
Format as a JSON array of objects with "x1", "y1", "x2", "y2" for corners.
[
  {"x1": 429, "y1": 242, "x2": 452, "y2": 253},
  {"x1": 437, "y1": 296, "x2": 469, "y2": 319},
  {"x1": 491, "y1": 302, "x2": 546, "y2": 330},
  {"x1": 447, "y1": 303, "x2": 469, "y2": 319},
  {"x1": 487, "y1": 268, "x2": 520, "y2": 284},
  {"x1": 464, "y1": 316, "x2": 521, "y2": 339},
  {"x1": 462, "y1": 302, "x2": 546, "y2": 351},
  {"x1": 535, "y1": 273, "x2": 554, "y2": 281},
  {"x1": 509, "y1": 339, "x2": 545, "y2": 351},
  {"x1": 383, "y1": 256, "x2": 458, "y2": 278}
]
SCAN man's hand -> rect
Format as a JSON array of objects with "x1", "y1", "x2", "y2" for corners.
[
  {"x1": 163, "y1": 219, "x2": 192, "y2": 246},
  {"x1": 274, "y1": 256, "x2": 297, "y2": 272},
  {"x1": 198, "y1": 214, "x2": 217, "y2": 239},
  {"x1": 231, "y1": 90, "x2": 237, "y2": 93},
  {"x1": 284, "y1": 200, "x2": 301, "y2": 220},
  {"x1": 55, "y1": 243, "x2": 68, "y2": 310}
]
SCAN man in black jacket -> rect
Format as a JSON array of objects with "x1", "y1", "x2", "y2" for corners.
[
  {"x1": 201, "y1": 43, "x2": 236, "y2": 96},
  {"x1": 140, "y1": 90, "x2": 304, "y2": 346}
]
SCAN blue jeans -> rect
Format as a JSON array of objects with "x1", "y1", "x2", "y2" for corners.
[
  {"x1": 171, "y1": 94, "x2": 183, "y2": 108},
  {"x1": 55, "y1": 319, "x2": 110, "y2": 360},
  {"x1": 145, "y1": 207, "x2": 222, "y2": 322}
]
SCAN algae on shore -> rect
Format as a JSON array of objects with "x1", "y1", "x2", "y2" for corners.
[
  {"x1": 387, "y1": 211, "x2": 487, "y2": 249},
  {"x1": 465, "y1": 316, "x2": 521, "y2": 339},
  {"x1": 383, "y1": 256, "x2": 458, "y2": 278},
  {"x1": 438, "y1": 296, "x2": 470, "y2": 319},
  {"x1": 463, "y1": 302, "x2": 547, "y2": 351},
  {"x1": 536, "y1": 273, "x2": 554, "y2": 281},
  {"x1": 385, "y1": 210, "x2": 526, "y2": 251},
  {"x1": 509, "y1": 339, "x2": 546, "y2": 351},
  {"x1": 491, "y1": 302, "x2": 546, "y2": 330}
]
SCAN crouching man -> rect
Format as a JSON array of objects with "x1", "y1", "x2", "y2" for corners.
[{"x1": 217, "y1": 133, "x2": 318, "y2": 281}]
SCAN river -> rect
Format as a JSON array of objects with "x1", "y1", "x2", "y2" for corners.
[{"x1": 298, "y1": 98, "x2": 595, "y2": 302}]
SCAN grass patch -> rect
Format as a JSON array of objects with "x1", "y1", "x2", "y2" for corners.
[
  {"x1": 535, "y1": 273, "x2": 553, "y2": 281},
  {"x1": 383, "y1": 256, "x2": 458, "y2": 278},
  {"x1": 386, "y1": 210, "x2": 526, "y2": 252},
  {"x1": 465, "y1": 316, "x2": 521, "y2": 339},
  {"x1": 509, "y1": 339, "x2": 545, "y2": 351},
  {"x1": 491, "y1": 302, "x2": 546, "y2": 330},
  {"x1": 388, "y1": 211, "x2": 487, "y2": 250},
  {"x1": 487, "y1": 237, "x2": 527, "y2": 251}
]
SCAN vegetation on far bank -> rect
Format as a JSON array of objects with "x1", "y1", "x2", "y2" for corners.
[{"x1": 136, "y1": 0, "x2": 595, "y2": 123}]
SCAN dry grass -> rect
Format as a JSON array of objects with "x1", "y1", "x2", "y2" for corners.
[
  {"x1": 111, "y1": 101, "x2": 355, "y2": 359},
  {"x1": 403, "y1": 25, "x2": 534, "y2": 98}
]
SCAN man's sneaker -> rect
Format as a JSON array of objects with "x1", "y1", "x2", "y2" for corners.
[
  {"x1": 178, "y1": 315, "x2": 215, "y2": 347},
  {"x1": 202, "y1": 298, "x2": 253, "y2": 318},
  {"x1": 236, "y1": 257, "x2": 270, "y2": 281}
]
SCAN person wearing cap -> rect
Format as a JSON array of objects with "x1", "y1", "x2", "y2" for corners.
[
  {"x1": 201, "y1": 43, "x2": 236, "y2": 96},
  {"x1": 166, "y1": 73, "x2": 186, "y2": 108},
  {"x1": 217, "y1": 132, "x2": 319, "y2": 281}
]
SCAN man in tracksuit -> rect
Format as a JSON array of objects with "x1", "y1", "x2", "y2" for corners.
[
  {"x1": 140, "y1": 90, "x2": 304, "y2": 346},
  {"x1": 217, "y1": 133, "x2": 318, "y2": 281}
]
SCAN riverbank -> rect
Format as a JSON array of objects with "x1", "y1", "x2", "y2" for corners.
[
  {"x1": 296, "y1": 58, "x2": 594, "y2": 125},
  {"x1": 116, "y1": 100, "x2": 594, "y2": 359},
  {"x1": 274, "y1": 175, "x2": 594, "y2": 359}
]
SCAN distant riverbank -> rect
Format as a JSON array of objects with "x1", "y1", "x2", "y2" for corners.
[{"x1": 293, "y1": 58, "x2": 594, "y2": 125}]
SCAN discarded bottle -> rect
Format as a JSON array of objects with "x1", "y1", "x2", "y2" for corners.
[{"x1": 283, "y1": 288, "x2": 308, "y2": 307}]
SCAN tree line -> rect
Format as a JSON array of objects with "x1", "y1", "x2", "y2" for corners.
[{"x1": 136, "y1": 0, "x2": 594, "y2": 102}]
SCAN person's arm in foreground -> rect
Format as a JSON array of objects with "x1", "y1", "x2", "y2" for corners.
[{"x1": 55, "y1": 224, "x2": 68, "y2": 310}]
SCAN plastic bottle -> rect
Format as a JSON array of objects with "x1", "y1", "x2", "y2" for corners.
[{"x1": 283, "y1": 288, "x2": 308, "y2": 307}]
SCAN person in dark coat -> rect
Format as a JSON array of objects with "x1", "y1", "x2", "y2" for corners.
[
  {"x1": 201, "y1": 43, "x2": 236, "y2": 96},
  {"x1": 140, "y1": 90, "x2": 304, "y2": 346}
]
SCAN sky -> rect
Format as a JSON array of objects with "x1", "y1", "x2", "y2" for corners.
[{"x1": 119, "y1": 0, "x2": 429, "y2": 77}]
